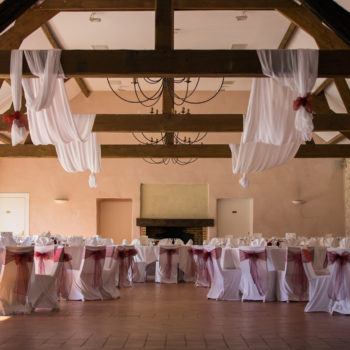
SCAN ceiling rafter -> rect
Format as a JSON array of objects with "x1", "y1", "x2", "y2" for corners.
[
  {"x1": 41, "y1": 23, "x2": 91, "y2": 98},
  {"x1": 0, "y1": 50, "x2": 348, "y2": 78},
  {"x1": 1, "y1": 144, "x2": 350, "y2": 159},
  {"x1": 278, "y1": 22, "x2": 298, "y2": 49}
]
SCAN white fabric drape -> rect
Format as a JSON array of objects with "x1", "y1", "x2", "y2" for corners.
[
  {"x1": 10, "y1": 50, "x2": 101, "y2": 187},
  {"x1": 231, "y1": 49, "x2": 318, "y2": 188},
  {"x1": 9, "y1": 50, "x2": 27, "y2": 146}
]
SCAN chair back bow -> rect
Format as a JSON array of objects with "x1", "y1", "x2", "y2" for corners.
[
  {"x1": 240, "y1": 250, "x2": 267, "y2": 296},
  {"x1": 85, "y1": 248, "x2": 106, "y2": 289},
  {"x1": 191, "y1": 248, "x2": 221, "y2": 285},
  {"x1": 159, "y1": 247, "x2": 179, "y2": 280},
  {"x1": 287, "y1": 249, "x2": 309, "y2": 299},
  {"x1": 5, "y1": 250, "x2": 33, "y2": 302},
  {"x1": 34, "y1": 251, "x2": 53, "y2": 274},
  {"x1": 116, "y1": 247, "x2": 137, "y2": 287},
  {"x1": 327, "y1": 251, "x2": 350, "y2": 301}
]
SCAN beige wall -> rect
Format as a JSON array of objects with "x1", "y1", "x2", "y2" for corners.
[
  {"x1": 0, "y1": 90, "x2": 345, "y2": 237},
  {"x1": 141, "y1": 184, "x2": 209, "y2": 218}
]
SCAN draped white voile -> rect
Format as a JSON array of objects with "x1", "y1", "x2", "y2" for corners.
[
  {"x1": 9, "y1": 51, "x2": 27, "y2": 146},
  {"x1": 10, "y1": 50, "x2": 101, "y2": 187},
  {"x1": 230, "y1": 49, "x2": 318, "y2": 188}
]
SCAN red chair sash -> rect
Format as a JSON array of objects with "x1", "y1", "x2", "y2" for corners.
[
  {"x1": 192, "y1": 248, "x2": 221, "y2": 285},
  {"x1": 5, "y1": 250, "x2": 33, "y2": 302},
  {"x1": 287, "y1": 249, "x2": 309, "y2": 299},
  {"x1": 116, "y1": 248, "x2": 137, "y2": 287},
  {"x1": 327, "y1": 251, "x2": 350, "y2": 301},
  {"x1": 159, "y1": 247, "x2": 179, "y2": 280},
  {"x1": 85, "y1": 249, "x2": 106, "y2": 289},
  {"x1": 54, "y1": 247, "x2": 73, "y2": 299},
  {"x1": 240, "y1": 250, "x2": 267, "y2": 296},
  {"x1": 34, "y1": 251, "x2": 53, "y2": 274}
]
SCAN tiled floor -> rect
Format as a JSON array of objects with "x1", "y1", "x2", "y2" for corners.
[{"x1": 0, "y1": 283, "x2": 349, "y2": 349}]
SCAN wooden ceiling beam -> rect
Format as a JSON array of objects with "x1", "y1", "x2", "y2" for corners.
[
  {"x1": 1, "y1": 113, "x2": 350, "y2": 133},
  {"x1": 1, "y1": 144, "x2": 350, "y2": 159},
  {"x1": 303, "y1": 0, "x2": 350, "y2": 47},
  {"x1": 278, "y1": 22, "x2": 298, "y2": 49},
  {"x1": 41, "y1": 23, "x2": 91, "y2": 98},
  {"x1": 36, "y1": 0, "x2": 295, "y2": 11},
  {"x1": 0, "y1": 9, "x2": 58, "y2": 49},
  {"x1": 0, "y1": 50, "x2": 349, "y2": 78}
]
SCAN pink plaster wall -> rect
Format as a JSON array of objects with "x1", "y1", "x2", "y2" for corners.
[{"x1": 0, "y1": 90, "x2": 345, "y2": 237}]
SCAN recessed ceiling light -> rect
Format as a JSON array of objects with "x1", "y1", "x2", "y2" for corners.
[
  {"x1": 223, "y1": 80, "x2": 235, "y2": 85},
  {"x1": 235, "y1": 11, "x2": 248, "y2": 21},
  {"x1": 91, "y1": 44, "x2": 109, "y2": 50}
]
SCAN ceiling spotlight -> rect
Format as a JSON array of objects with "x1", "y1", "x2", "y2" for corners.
[
  {"x1": 235, "y1": 11, "x2": 248, "y2": 21},
  {"x1": 90, "y1": 12, "x2": 101, "y2": 23}
]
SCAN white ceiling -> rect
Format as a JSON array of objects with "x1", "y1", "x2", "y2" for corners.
[{"x1": 21, "y1": 10, "x2": 292, "y2": 92}]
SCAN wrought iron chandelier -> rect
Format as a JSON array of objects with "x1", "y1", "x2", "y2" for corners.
[{"x1": 107, "y1": 77, "x2": 225, "y2": 165}]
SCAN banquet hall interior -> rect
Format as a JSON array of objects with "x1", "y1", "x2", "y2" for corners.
[{"x1": 0, "y1": 0, "x2": 350, "y2": 349}]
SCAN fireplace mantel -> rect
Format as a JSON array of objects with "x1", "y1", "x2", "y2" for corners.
[{"x1": 136, "y1": 218, "x2": 214, "y2": 227}]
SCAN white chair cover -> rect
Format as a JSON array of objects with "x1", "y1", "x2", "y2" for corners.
[
  {"x1": 101, "y1": 246, "x2": 120, "y2": 300},
  {"x1": 327, "y1": 248, "x2": 350, "y2": 315},
  {"x1": 277, "y1": 247, "x2": 309, "y2": 302},
  {"x1": 67, "y1": 236, "x2": 84, "y2": 246},
  {"x1": 301, "y1": 249, "x2": 331, "y2": 313},
  {"x1": 155, "y1": 246, "x2": 180, "y2": 284},
  {"x1": 28, "y1": 244, "x2": 59, "y2": 310},
  {"x1": 79, "y1": 246, "x2": 106, "y2": 300},
  {"x1": 178, "y1": 246, "x2": 196, "y2": 282},
  {"x1": 205, "y1": 246, "x2": 241, "y2": 301},
  {"x1": 0, "y1": 232, "x2": 16, "y2": 246},
  {"x1": 239, "y1": 247, "x2": 270, "y2": 301},
  {"x1": 116, "y1": 246, "x2": 137, "y2": 288},
  {"x1": 0, "y1": 246, "x2": 34, "y2": 315},
  {"x1": 191, "y1": 246, "x2": 210, "y2": 287}
]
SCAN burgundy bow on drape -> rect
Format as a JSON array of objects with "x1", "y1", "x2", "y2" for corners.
[
  {"x1": 34, "y1": 251, "x2": 53, "y2": 274},
  {"x1": 327, "y1": 251, "x2": 350, "y2": 302},
  {"x1": 5, "y1": 251, "x2": 33, "y2": 302},
  {"x1": 293, "y1": 93, "x2": 312, "y2": 113},
  {"x1": 116, "y1": 248, "x2": 137, "y2": 287},
  {"x1": 85, "y1": 249, "x2": 106, "y2": 289},
  {"x1": 287, "y1": 250, "x2": 309, "y2": 299},
  {"x1": 159, "y1": 247, "x2": 179, "y2": 280},
  {"x1": 240, "y1": 250, "x2": 267, "y2": 296},
  {"x1": 54, "y1": 247, "x2": 73, "y2": 299},
  {"x1": 2, "y1": 111, "x2": 28, "y2": 130}
]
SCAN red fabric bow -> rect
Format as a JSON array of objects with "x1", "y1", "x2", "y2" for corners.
[
  {"x1": 34, "y1": 251, "x2": 53, "y2": 274},
  {"x1": 85, "y1": 249, "x2": 106, "y2": 289},
  {"x1": 5, "y1": 250, "x2": 33, "y2": 303},
  {"x1": 240, "y1": 250, "x2": 267, "y2": 296},
  {"x1": 160, "y1": 247, "x2": 179, "y2": 280},
  {"x1": 116, "y1": 248, "x2": 137, "y2": 287},
  {"x1": 2, "y1": 111, "x2": 28, "y2": 130},
  {"x1": 327, "y1": 251, "x2": 350, "y2": 301},
  {"x1": 293, "y1": 93, "x2": 312, "y2": 113},
  {"x1": 191, "y1": 248, "x2": 221, "y2": 285}
]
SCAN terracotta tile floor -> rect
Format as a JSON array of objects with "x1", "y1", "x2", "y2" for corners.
[{"x1": 0, "y1": 283, "x2": 350, "y2": 349}]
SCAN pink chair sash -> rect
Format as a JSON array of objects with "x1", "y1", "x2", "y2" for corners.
[
  {"x1": 54, "y1": 247, "x2": 73, "y2": 299},
  {"x1": 240, "y1": 250, "x2": 267, "y2": 296},
  {"x1": 287, "y1": 249, "x2": 309, "y2": 299},
  {"x1": 192, "y1": 248, "x2": 221, "y2": 285},
  {"x1": 34, "y1": 251, "x2": 53, "y2": 274},
  {"x1": 187, "y1": 248, "x2": 197, "y2": 277},
  {"x1": 85, "y1": 248, "x2": 106, "y2": 289},
  {"x1": 5, "y1": 250, "x2": 33, "y2": 302},
  {"x1": 327, "y1": 251, "x2": 350, "y2": 301},
  {"x1": 116, "y1": 247, "x2": 137, "y2": 287},
  {"x1": 159, "y1": 247, "x2": 179, "y2": 280}
]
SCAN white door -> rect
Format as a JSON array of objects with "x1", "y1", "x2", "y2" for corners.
[
  {"x1": 0, "y1": 193, "x2": 29, "y2": 235},
  {"x1": 217, "y1": 198, "x2": 253, "y2": 236}
]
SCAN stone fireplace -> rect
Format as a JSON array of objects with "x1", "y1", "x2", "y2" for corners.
[{"x1": 137, "y1": 218, "x2": 214, "y2": 244}]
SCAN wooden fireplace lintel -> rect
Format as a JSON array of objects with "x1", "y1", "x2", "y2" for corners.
[{"x1": 136, "y1": 218, "x2": 214, "y2": 227}]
